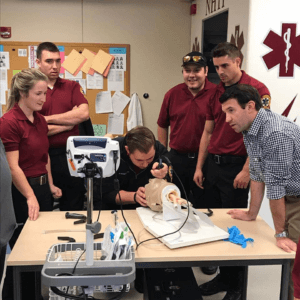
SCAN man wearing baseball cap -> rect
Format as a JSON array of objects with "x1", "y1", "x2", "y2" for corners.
[{"x1": 157, "y1": 51, "x2": 216, "y2": 207}]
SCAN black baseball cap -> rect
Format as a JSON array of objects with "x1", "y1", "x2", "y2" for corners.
[{"x1": 182, "y1": 51, "x2": 207, "y2": 67}]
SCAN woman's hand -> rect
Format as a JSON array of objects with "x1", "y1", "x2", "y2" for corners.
[{"x1": 27, "y1": 195, "x2": 40, "y2": 221}]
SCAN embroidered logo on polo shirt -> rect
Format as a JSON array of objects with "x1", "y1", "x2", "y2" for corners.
[
  {"x1": 119, "y1": 172, "x2": 129, "y2": 176},
  {"x1": 261, "y1": 95, "x2": 271, "y2": 109}
]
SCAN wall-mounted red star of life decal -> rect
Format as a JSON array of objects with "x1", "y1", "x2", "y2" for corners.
[
  {"x1": 263, "y1": 23, "x2": 300, "y2": 77},
  {"x1": 230, "y1": 25, "x2": 244, "y2": 67},
  {"x1": 282, "y1": 95, "x2": 297, "y2": 118}
]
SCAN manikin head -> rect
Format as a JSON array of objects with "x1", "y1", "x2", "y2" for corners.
[{"x1": 145, "y1": 178, "x2": 180, "y2": 212}]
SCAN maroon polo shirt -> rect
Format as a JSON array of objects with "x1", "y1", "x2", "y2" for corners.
[
  {"x1": 0, "y1": 104, "x2": 49, "y2": 177},
  {"x1": 157, "y1": 78, "x2": 216, "y2": 153},
  {"x1": 39, "y1": 77, "x2": 88, "y2": 148},
  {"x1": 206, "y1": 71, "x2": 270, "y2": 156}
]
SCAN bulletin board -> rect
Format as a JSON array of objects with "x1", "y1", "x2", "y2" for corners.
[{"x1": 0, "y1": 41, "x2": 130, "y2": 135}]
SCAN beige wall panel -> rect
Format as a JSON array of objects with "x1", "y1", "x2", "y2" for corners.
[
  {"x1": 82, "y1": 0, "x2": 191, "y2": 135},
  {"x1": 0, "y1": 0, "x2": 191, "y2": 135},
  {"x1": 0, "y1": 0, "x2": 83, "y2": 43}
]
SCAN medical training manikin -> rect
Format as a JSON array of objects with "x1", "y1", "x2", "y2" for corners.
[{"x1": 145, "y1": 178, "x2": 190, "y2": 212}]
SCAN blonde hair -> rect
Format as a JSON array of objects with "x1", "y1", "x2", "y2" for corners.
[{"x1": 7, "y1": 68, "x2": 48, "y2": 111}]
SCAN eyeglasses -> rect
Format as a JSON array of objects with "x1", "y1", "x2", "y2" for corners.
[{"x1": 183, "y1": 55, "x2": 205, "y2": 63}]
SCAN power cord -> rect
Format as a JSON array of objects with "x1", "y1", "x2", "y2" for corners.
[
  {"x1": 110, "y1": 152, "x2": 211, "y2": 252},
  {"x1": 51, "y1": 149, "x2": 128, "y2": 300},
  {"x1": 95, "y1": 166, "x2": 103, "y2": 223},
  {"x1": 136, "y1": 200, "x2": 190, "y2": 249},
  {"x1": 112, "y1": 153, "x2": 192, "y2": 251},
  {"x1": 51, "y1": 249, "x2": 127, "y2": 300},
  {"x1": 162, "y1": 155, "x2": 213, "y2": 217},
  {"x1": 112, "y1": 150, "x2": 139, "y2": 248},
  {"x1": 79, "y1": 154, "x2": 102, "y2": 222}
]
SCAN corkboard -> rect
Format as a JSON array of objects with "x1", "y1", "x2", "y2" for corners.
[{"x1": 0, "y1": 41, "x2": 130, "y2": 134}]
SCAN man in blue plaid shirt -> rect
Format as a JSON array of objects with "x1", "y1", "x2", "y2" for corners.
[{"x1": 219, "y1": 84, "x2": 299, "y2": 299}]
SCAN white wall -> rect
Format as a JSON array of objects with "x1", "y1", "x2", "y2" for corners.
[
  {"x1": 247, "y1": 0, "x2": 300, "y2": 228},
  {"x1": 191, "y1": 0, "x2": 250, "y2": 69},
  {"x1": 247, "y1": 0, "x2": 300, "y2": 117},
  {"x1": 0, "y1": 0, "x2": 192, "y2": 135},
  {"x1": 191, "y1": 0, "x2": 300, "y2": 228}
]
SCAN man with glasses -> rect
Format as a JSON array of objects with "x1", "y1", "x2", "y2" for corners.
[
  {"x1": 194, "y1": 42, "x2": 270, "y2": 300},
  {"x1": 157, "y1": 51, "x2": 215, "y2": 208}
]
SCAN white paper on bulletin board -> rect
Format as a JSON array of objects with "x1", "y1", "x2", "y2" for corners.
[
  {"x1": 107, "y1": 70, "x2": 124, "y2": 92},
  {"x1": 110, "y1": 54, "x2": 126, "y2": 71},
  {"x1": 0, "y1": 68, "x2": 8, "y2": 104},
  {"x1": 87, "y1": 73, "x2": 103, "y2": 90},
  {"x1": 107, "y1": 113, "x2": 124, "y2": 135},
  {"x1": 112, "y1": 91, "x2": 130, "y2": 116},
  {"x1": 0, "y1": 52, "x2": 10, "y2": 69},
  {"x1": 0, "y1": 90, "x2": 5, "y2": 105},
  {"x1": 95, "y1": 91, "x2": 113, "y2": 114}
]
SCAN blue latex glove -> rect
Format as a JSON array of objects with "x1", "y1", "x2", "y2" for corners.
[{"x1": 224, "y1": 225, "x2": 254, "y2": 248}]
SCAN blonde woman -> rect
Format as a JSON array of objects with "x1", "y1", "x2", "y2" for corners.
[{"x1": 0, "y1": 69, "x2": 61, "y2": 247}]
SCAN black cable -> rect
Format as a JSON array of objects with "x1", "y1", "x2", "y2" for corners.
[
  {"x1": 50, "y1": 272, "x2": 90, "y2": 300},
  {"x1": 84, "y1": 155, "x2": 92, "y2": 162},
  {"x1": 95, "y1": 167, "x2": 103, "y2": 223},
  {"x1": 110, "y1": 152, "x2": 192, "y2": 251},
  {"x1": 111, "y1": 152, "x2": 206, "y2": 252},
  {"x1": 51, "y1": 250, "x2": 127, "y2": 300},
  {"x1": 50, "y1": 286, "x2": 93, "y2": 300},
  {"x1": 136, "y1": 198, "x2": 191, "y2": 249},
  {"x1": 171, "y1": 167, "x2": 188, "y2": 200},
  {"x1": 160, "y1": 155, "x2": 189, "y2": 200},
  {"x1": 132, "y1": 156, "x2": 214, "y2": 248},
  {"x1": 205, "y1": 208, "x2": 213, "y2": 217},
  {"x1": 112, "y1": 150, "x2": 139, "y2": 248},
  {"x1": 161, "y1": 155, "x2": 213, "y2": 217},
  {"x1": 118, "y1": 191, "x2": 139, "y2": 248},
  {"x1": 63, "y1": 249, "x2": 86, "y2": 299},
  {"x1": 115, "y1": 172, "x2": 191, "y2": 250},
  {"x1": 81, "y1": 153, "x2": 102, "y2": 222},
  {"x1": 51, "y1": 149, "x2": 128, "y2": 300},
  {"x1": 72, "y1": 249, "x2": 86, "y2": 274},
  {"x1": 51, "y1": 281, "x2": 127, "y2": 300}
]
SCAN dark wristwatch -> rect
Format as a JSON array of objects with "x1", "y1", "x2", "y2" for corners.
[
  {"x1": 133, "y1": 192, "x2": 137, "y2": 203},
  {"x1": 274, "y1": 231, "x2": 288, "y2": 238}
]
